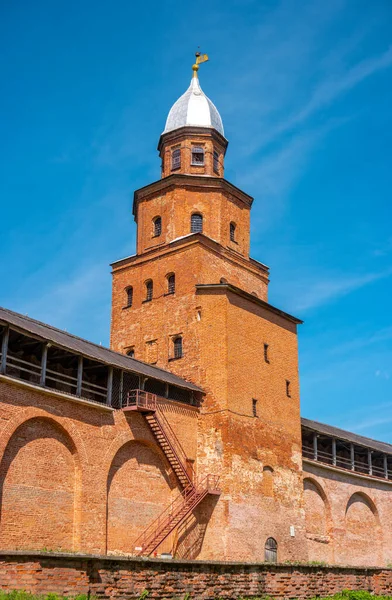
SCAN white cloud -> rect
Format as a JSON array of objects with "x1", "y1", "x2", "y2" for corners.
[
  {"x1": 292, "y1": 267, "x2": 392, "y2": 312},
  {"x1": 261, "y1": 45, "x2": 392, "y2": 147},
  {"x1": 8, "y1": 263, "x2": 110, "y2": 339}
]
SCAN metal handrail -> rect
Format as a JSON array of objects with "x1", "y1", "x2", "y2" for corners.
[
  {"x1": 124, "y1": 389, "x2": 157, "y2": 411},
  {"x1": 155, "y1": 404, "x2": 196, "y2": 485},
  {"x1": 123, "y1": 389, "x2": 196, "y2": 485},
  {"x1": 133, "y1": 474, "x2": 220, "y2": 554},
  {"x1": 303, "y1": 445, "x2": 390, "y2": 480}
]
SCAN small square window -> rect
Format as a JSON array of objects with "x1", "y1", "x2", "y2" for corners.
[{"x1": 191, "y1": 146, "x2": 204, "y2": 165}]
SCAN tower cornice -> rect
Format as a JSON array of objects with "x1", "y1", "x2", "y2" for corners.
[
  {"x1": 195, "y1": 283, "x2": 303, "y2": 326},
  {"x1": 110, "y1": 232, "x2": 269, "y2": 281},
  {"x1": 133, "y1": 174, "x2": 253, "y2": 218},
  {"x1": 158, "y1": 125, "x2": 228, "y2": 154}
]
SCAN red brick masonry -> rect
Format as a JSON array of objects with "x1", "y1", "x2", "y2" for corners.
[{"x1": 1, "y1": 552, "x2": 392, "y2": 599}]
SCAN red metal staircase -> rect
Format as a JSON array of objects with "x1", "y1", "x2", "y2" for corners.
[{"x1": 122, "y1": 389, "x2": 220, "y2": 556}]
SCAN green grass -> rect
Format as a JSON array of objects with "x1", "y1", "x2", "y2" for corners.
[
  {"x1": 1, "y1": 590, "x2": 392, "y2": 600},
  {"x1": 0, "y1": 593, "x2": 91, "y2": 600}
]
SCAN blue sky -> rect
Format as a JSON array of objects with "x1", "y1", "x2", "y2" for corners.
[{"x1": 1, "y1": 0, "x2": 391, "y2": 441}]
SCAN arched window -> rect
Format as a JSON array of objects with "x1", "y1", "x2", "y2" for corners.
[
  {"x1": 145, "y1": 280, "x2": 153, "y2": 302},
  {"x1": 264, "y1": 537, "x2": 277, "y2": 563},
  {"x1": 230, "y1": 222, "x2": 236, "y2": 242},
  {"x1": 173, "y1": 336, "x2": 183, "y2": 359},
  {"x1": 213, "y1": 150, "x2": 219, "y2": 174},
  {"x1": 167, "y1": 273, "x2": 175, "y2": 294},
  {"x1": 172, "y1": 148, "x2": 181, "y2": 170},
  {"x1": 126, "y1": 286, "x2": 133, "y2": 308},
  {"x1": 191, "y1": 146, "x2": 204, "y2": 165},
  {"x1": 153, "y1": 216, "x2": 162, "y2": 237},
  {"x1": 191, "y1": 213, "x2": 203, "y2": 233}
]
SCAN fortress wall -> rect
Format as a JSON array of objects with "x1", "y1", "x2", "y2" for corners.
[
  {"x1": 303, "y1": 462, "x2": 392, "y2": 567},
  {"x1": 1, "y1": 552, "x2": 392, "y2": 599},
  {"x1": 0, "y1": 378, "x2": 197, "y2": 556}
]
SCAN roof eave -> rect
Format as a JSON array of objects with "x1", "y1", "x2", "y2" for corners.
[{"x1": 195, "y1": 283, "x2": 303, "y2": 325}]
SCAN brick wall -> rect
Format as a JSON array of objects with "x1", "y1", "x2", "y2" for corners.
[
  {"x1": 0, "y1": 379, "x2": 197, "y2": 556},
  {"x1": 1, "y1": 552, "x2": 392, "y2": 599},
  {"x1": 303, "y1": 462, "x2": 392, "y2": 567}
]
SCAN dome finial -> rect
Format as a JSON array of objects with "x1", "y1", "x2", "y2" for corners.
[{"x1": 193, "y1": 50, "x2": 209, "y2": 78}]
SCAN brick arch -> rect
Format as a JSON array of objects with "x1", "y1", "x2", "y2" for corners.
[
  {"x1": 303, "y1": 477, "x2": 332, "y2": 563},
  {"x1": 345, "y1": 491, "x2": 379, "y2": 519},
  {"x1": 343, "y1": 491, "x2": 382, "y2": 566},
  {"x1": 0, "y1": 405, "x2": 88, "y2": 465},
  {"x1": 105, "y1": 438, "x2": 176, "y2": 554},
  {"x1": 0, "y1": 415, "x2": 82, "y2": 552}
]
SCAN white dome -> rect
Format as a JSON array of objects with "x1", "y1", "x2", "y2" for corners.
[{"x1": 163, "y1": 75, "x2": 224, "y2": 136}]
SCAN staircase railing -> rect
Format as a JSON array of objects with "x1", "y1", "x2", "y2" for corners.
[
  {"x1": 123, "y1": 389, "x2": 196, "y2": 487},
  {"x1": 133, "y1": 474, "x2": 220, "y2": 556},
  {"x1": 124, "y1": 388, "x2": 157, "y2": 411},
  {"x1": 121, "y1": 389, "x2": 221, "y2": 556},
  {"x1": 154, "y1": 405, "x2": 197, "y2": 486}
]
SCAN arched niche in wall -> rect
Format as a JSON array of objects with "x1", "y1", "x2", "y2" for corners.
[
  {"x1": 344, "y1": 491, "x2": 382, "y2": 566},
  {"x1": 106, "y1": 439, "x2": 175, "y2": 555},
  {"x1": 303, "y1": 477, "x2": 332, "y2": 563},
  {"x1": 262, "y1": 466, "x2": 274, "y2": 497},
  {"x1": 0, "y1": 416, "x2": 81, "y2": 552}
]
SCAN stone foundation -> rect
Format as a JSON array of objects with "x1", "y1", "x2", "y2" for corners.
[{"x1": 1, "y1": 552, "x2": 392, "y2": 599}]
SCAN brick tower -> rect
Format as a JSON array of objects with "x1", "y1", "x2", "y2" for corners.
[{"x1": 110, "y1": 57, "x2": 308, "y2": 562}]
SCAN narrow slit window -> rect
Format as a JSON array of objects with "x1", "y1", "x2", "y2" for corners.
[
  {"x1": 286, "y1": 380, "x2": 291, "y2": 397},
  {"x1": 252, "y1": 398, "x2": 258, "y2": 417},
  {"x1": 173, "y1": 336, "x2": 183, "y2": 359},
  {"x1": 191, "y1": 146, "x2": 204, "y2": 165},
  {"x1": 230, "y1": 222, "x2": 236, "y2": 242},
  {"x1": 126, "y1": 287, "x2": 133, "y2": 308},
  {"x1": 172, "y1": 148, "x2": 181, "y2": 170},
  {"x1": 153, "y1": 216, "x2": 162, "y2": 237},
  {"x1": 191, "y1": 213, "x2": 203, "y2": 233},
  {"x1": 264, "y1": 343, "x2": 269, "y2": 363},
  {"x1": 145, "y1": 280, "x2": 153, "y2": 302},
  {"x1": 167, "y1": 273, "x2": 175, "y2": 294},
  {"x1": 213, "y1": 150, "x2": 219, "y2": 173}
]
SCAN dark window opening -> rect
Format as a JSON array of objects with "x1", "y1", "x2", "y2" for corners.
[
  {"x1": 252, "y1": 398, "x2": 258, "y2": 417},
  {"x1": 286, "y1": 380, "x2": 291, "y2": 397},
  {"x1": 172, "y1": 148, "x2": 181, "y2": 170},
  {"x1": 45, "y1": 346, "x2": 79, "y2": 395},
  {"x1": 191, "y1": 213, "x2": 203, "y2": 233},
  {"x1": 230, "y1": 222, "x2": 236, "y2": 242},
  {"x1": 6, "y1": 329, "x2": 43, "y2": 385},
  {"x1": 191, "y1": 146, "x2": 204, "y2": 165},
  {"x1": 126, "y1": 287, "x2": 133, "y2": 308},
  {"x1": 144, "y1": 377, "x2": 166, "y2": 398},
  {"x1": 264, "y1": 343, "x2": 269, "y2": 363},
  {"x1": 153, "y1": 216, "x2": 162, "y2": 237},
  {"x1": 168, "y1": 384, "x2": 192, "y2": 404},
  {"x1": 213, "y1": 150, "x2": 219, "y2": 174},
  {"x1": 145, "y1": 280, "x2": 153, "y2": 302},
  {"x1": 81, "y1": 357, "x2": 108, "y2": 403},
  {"x1": 121, "y1": 371, "x2": 140, "y2": 406},
  {"x1": 167, "y1": 273, "x2": 175, "y2": 294},
  {"x1": 265, "y1": 537, "x2": 277, "y2": 563},
  {"x1": 173, "y1": 336, "x2": 183, "y2": 359},
  {"x1": 126, "y1": 348, "x2": 135, "y2": 358}
]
